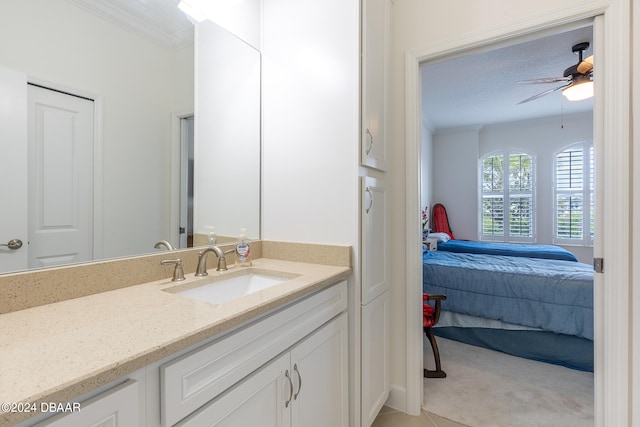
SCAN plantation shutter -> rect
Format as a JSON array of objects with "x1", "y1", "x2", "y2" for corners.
[
  {"x1": 508, "y1": 153, "x2": 533, "y2": 237},
  {"x1": 481, "y1": 155, "x2": 504, "y2": 236},
  {"x1": 555, "y1": 142, "x2": 594, "y2": 244},
  {"x1": 480, "y1": 151, "x2": 534, "y2": 241}
]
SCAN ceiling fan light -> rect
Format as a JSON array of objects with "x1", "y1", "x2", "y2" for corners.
[{"x1": 562, "y1": 81, "x2": 594, "y2": 101}]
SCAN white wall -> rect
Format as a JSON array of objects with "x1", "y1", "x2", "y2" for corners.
[
  {"x1": 420, "y1": 121, "x2": 433, "y2": 211},
  {"x1": 172, "y1": 43, "x2": 196, "y2": 114},
  {"x1": 261, "y1": 5, "x2": 360, "y2": 424},
  {"x1": 428, "y1": 113, "x2": 594, "y2": 263},
  {"x1": 212, "y1": 0, "x2": 262, "y2": 50},
  {"x1": 389, "y1": 0, "x2": 611, "y2": 413},
  {"x1": 431, "y1": 126, "x2": 480, "y2": 240},
  {"x1": 261, "y1": 0, "x2": 360, "y2": 245},
  {"x1": 0, "y1": 0, "x2": 194, "y2": 259}
]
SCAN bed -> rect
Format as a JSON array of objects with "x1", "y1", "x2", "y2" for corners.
[
  {"x1": 422, "y1": 249, "x2": 594, "y2": 371},
  {"x1": 435, "y1": 239, "x2": 579, "y2": 262}
]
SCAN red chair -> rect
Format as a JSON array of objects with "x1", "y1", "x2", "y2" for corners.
[
  {"x1": 432, "y1": 203, "x2": 455, "y2": 240},
  {"x1": 423, "y1": 293, "x2": 447, "y2": 378}
]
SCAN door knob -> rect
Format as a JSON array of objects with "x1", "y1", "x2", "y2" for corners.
[{"x1": 1, "y1": 239, "x2": 23, "y2": 250}]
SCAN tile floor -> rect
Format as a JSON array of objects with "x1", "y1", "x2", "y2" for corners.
[{"x1": 372, "y1": 406, "x2": 468, "y2": 427}]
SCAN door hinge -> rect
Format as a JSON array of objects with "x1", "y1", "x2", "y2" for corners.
[
  {"x1": 179, "y1": 227, "x2": 186, "y2": 234},
  {"x1": 593, "y1": 257, "x2": 604, "y2": 273}
]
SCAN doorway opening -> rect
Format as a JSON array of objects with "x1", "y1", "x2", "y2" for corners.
[
  {"x1": 407, "y1": 21, "x2": 593, "y2": 426},
  {"x1": 179, "y1": 115, "x2": 195, "y2": 249}
]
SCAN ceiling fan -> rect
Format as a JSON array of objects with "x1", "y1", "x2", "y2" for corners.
[{"x1": 518, "y1": 42, "x2": 594, "y2": 104}]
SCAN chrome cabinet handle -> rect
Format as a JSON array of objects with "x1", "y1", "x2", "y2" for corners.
[
  {"x1": 1, "y1": 239, "x2": 23, "y2": 250},
  {"x1": 285, "y1": 369, "x2": 294, "y2": 408},
  {"x1": 365, "y1": 187, "x2": 373, "y2": 214},
  {"x1": 293, "y1": 364, "x2": 302, "y2": 400},
  {"x1": 365, "y1": 128, "x2": 374, "y2": 155}
]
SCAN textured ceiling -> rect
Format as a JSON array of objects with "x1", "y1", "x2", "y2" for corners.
[
  {"x1": 421, "y1": 25, "x2": 594, "y2": 131},
  {"x1": 66, "y1": 0, "x2": 193, "y2": 49}
]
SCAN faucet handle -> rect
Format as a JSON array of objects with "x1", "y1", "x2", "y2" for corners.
[
  {"x1": 216, "y1": 249, "x2": 235, "y2": 271},
  {"x1": 161, "y1": 259, "x2": 185, "y2": 282}
]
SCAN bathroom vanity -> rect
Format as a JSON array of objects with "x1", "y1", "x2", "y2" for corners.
[{"x1": 0, "y1": 243, "x2": 351, "y2": 427}]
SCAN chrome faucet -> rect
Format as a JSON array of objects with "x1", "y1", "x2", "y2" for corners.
[
  {"x1": 154, "y1": 240, "x2": 175, "y2": 251},
  {"x1": 195, "y1": 246, "x2": 228, "y2": 276}
]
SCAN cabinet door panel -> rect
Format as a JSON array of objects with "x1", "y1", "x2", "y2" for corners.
[
  {"x1": 362, "y1": 176, "x2": 389, "y2": 304},
  {"x1": 290, "y1": 313, "x2": 348, "y2": 427},
  {"x1": 176, "y1": 354, "x2": 290, "y2": 427},
  {"x1": 361, "y1": 0, "x2": 388, "y2": 170},
  {"x1": 361, "y1": 291, "x2": 390, "y2": 427}
]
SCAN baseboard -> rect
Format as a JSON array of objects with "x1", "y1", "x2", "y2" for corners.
[{"x1": 384, "y1": 384, "x2": 407, "y2": 413}]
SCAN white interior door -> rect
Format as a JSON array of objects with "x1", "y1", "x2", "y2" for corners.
[
  {"x1": 27, "y1": 84, "x2": 94, "y2": 269},
  {"x1": 0, "y1": 66, "x2": 28, "y2": 272}
]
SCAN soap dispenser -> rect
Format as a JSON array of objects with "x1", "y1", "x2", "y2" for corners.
[{"x1": 235, "y1": 228, "x2": 251, "y2": 267}]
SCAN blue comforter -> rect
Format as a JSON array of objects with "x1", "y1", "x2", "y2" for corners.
[
  {"x1": 436, "y1": 240, "x2": 578, "y2": 262},
  {"x1": 423, "y1": 251, "x2": 594, "y2": 339}
]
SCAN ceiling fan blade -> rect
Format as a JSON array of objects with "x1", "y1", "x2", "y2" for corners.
[
  {"x1": 517, "y1": 83, "x2": 570, "y2": 104},
  {"x1": 517, "y1": 77, "x2": 571, "y2": 84},
  {"x1": 577, "y1": 55, "x2": 594, "y2": 74}
]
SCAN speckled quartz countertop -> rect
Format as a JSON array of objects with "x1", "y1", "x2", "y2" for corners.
[{"x1": 0, "y1": 256, "x2": 350, "y2": 426}]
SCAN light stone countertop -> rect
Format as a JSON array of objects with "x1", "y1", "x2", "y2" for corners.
[{"x1": 0, "y1": 258, "x2": 351, "y2": 426}]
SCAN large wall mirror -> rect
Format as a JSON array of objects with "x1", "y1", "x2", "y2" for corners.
[{"x1": 0, "y1": 0, "x2": 261, "y2": 275}]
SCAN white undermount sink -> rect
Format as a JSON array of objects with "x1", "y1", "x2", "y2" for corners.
[{"x1": 169, "y1": 271, "x2": 294, "y2": 305}]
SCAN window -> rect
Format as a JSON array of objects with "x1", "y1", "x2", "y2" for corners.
[
  {"x1": 554, "y1": 142, "x2": 594, "y2": 245},
  {"x1": 480, "y1": 151, "x2": 534, "y2": 241}
]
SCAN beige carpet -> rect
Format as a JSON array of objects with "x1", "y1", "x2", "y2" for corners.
[{"x1": 423, "y1": 337, "x2": 594, "y2": 427}]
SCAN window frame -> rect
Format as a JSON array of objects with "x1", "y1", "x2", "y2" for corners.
[
  {"x1": 478, "y1": 149, "x2": 536, "y2": 243},
  {"x1": 553, "y1": 141, "x2": 594, "y2": 246}
]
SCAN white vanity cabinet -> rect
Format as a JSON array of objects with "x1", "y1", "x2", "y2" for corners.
[
  {"x1": 32, "y1": 380, "x2": 140, "y2": 427},
  {"x1": 161, "y1": 281, "x2": 348, "y2": 426},
  {"x1": 177, "y1": 313, "x2": 348, "y2": 427},
  {"x1": 18, "y1": 280, "x2": 347, "y2": 427}
]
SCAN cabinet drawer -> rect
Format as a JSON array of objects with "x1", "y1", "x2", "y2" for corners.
[
  {"x1": 33, "y1": 380, "x2": 139, "y2": 427},
  {"x1": 161, "y1": 281, "x2": 347, "y2": 426}
]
